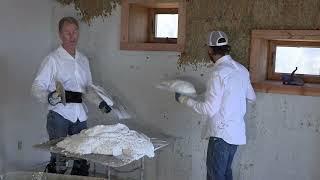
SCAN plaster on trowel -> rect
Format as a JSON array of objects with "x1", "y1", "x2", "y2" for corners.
[{"x1": 55, "y1": 81, "x2": 66, "y2": 105}]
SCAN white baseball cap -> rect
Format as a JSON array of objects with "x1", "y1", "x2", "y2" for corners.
[{"x1": 207, "y1": 31, "x2": 228, "y2": 46}]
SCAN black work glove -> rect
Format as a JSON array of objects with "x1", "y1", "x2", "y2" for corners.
[
  {"x1": 99, "y1": 101, "x2": 112, "y2": 113},
  {"x1": 175, "y1": 92, "x2": 181, "y2": 103},
  {"x1": 175, "y1": 92, "x2": 189, "y2": 104}
]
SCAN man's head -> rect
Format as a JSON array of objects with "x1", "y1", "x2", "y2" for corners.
[
  {"x1": 207, "y1": 31, "x2": 231, "y2": 62},
  {"x1": 58, "y1": 17, "x2": 79, "y2": 53}
]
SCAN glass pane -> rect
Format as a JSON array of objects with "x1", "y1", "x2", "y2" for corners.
[
  {"x1": 275, "y1": 46, "x2": 320, "y2": 75},
  {"x1": 155, "y1": 14, "x2": 178, "y2": 38}
]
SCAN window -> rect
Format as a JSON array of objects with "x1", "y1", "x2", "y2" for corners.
[
  {"x1": 149, "y1": 8, "x2": 178, "y2": 43},
  {"x1": 120, "y1": 0, "x2": 186, "y2": 51},
  {"x1": 155, "y1": 14, "x2": 178, "y2": 38},
  {"x1": 249, "y1": 30, "x2": 320, "y2": 96},
  {"x1": 268, "y1": 41, "x2": 320, "y2": 83}
]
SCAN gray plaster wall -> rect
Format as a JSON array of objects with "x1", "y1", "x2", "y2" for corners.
[
  {"x1": 237, "y1": 93, "x2": 320, "y2": 180},
  {"x1": 0, "y1": 0, "x2": 53, "y2": 172}
]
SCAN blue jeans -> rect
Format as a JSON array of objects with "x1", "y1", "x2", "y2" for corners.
[
  {"x1": 207, "y1": 137, "x2": 238, "y2": 180},
  {"x1": 46, "y1": 110, "x2": 89, "y2": 175}
]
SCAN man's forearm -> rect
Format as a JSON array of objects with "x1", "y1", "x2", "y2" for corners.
[
  {"x1": 31, "y1": 84, "x2": 49, "y2": 104},
  {"x1": 186, "y1": 98, "x2": 217, "y2": 117}
]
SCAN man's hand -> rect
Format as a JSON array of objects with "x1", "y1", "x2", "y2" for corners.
[
  {"x1": 48, "y1": 91, "x2": 62, "y2": 106},
  {"x1": 99, "y1": 101, "x2": 112, "y2": 113},
  {"x1": 175, "y1": 93, "x2": 189, "y2": 104}
]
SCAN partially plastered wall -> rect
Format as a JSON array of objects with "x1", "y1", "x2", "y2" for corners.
[{"x1": 180, "y1": 0, "x2": 320, "y2": 68}]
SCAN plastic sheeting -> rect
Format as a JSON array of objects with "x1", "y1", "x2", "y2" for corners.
[{"x1": 0, "y1": 171, "x2": 105, "y2": 180}]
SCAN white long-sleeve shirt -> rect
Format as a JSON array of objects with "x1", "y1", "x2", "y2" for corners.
[
  {"x1": 186, "y1": 55, "x2": 256, "y2": 145},
  {"x1": 32, "y1": 46, "x2": 93, "y2": 122}
]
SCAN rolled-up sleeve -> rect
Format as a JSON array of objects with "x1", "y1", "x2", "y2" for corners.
[
  {"x1": 31, "y1": 57, "x2": 55, "y2": 103},
  {"x1": 186, "y1": 74, "x2": 223, "y2": 117},
  {"x1": 82, "y1": 59, "x2": 103, "y2": 106},
  {"x1": 246, "y1": 79, "x2": 256, "y2": 103}
]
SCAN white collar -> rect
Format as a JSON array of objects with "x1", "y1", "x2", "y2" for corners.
[
  {"x1": 214, "y1": 55, "x2": 231, "y2": 67},
  {"x1": 58, "y1": 45, "x2": 79, "y2": 59}
]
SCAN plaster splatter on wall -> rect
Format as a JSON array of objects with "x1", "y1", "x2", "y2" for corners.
[
  {"x1": 179, "y1": 0, "x2": 320, "y2": 69},
  {"x1": 299, "y1": 114, "x2": 320, "y2": 134},
  {"x1": 56, "y1": 0, "x2": 120, "y2": 24}
]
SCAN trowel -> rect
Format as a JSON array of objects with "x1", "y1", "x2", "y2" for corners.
[{"x1": 55, "y1": 81, "x2": 66, "y2": 105}]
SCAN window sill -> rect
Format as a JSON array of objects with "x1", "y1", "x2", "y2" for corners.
[
  {"x1": 120, "y1": 42, "x2": 184, "y2": 52},
  {"x1": 253, "y1": 80, "x2": 320, "y2": 96}
]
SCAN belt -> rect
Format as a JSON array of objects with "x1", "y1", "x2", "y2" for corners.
[{"x1": 65, "y1": 91, "x2": 83, "y2": 103}]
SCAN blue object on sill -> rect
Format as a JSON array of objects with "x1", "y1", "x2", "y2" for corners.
[{"x1": 281, "y1": 67, "x2": 304, "y2": 86}]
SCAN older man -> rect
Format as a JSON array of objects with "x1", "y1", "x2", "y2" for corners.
[{"x1": 32, "y1": 17, "x2": 112, "y2": 176}]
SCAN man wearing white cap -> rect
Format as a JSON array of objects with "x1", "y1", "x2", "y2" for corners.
[{"x1": 175, "y1": 31, "x2": 256, "y2": 180}]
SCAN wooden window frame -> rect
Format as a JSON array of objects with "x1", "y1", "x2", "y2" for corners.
[
  {"x1": 250, "y1": 30, "x2": 320, "y2": 96},
  {"x1": 267, "y1": 40, "x2": 320, "y2": 84},
  {"x1": 120, "y1": 0, "x2": 186, "y2": 52}
]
